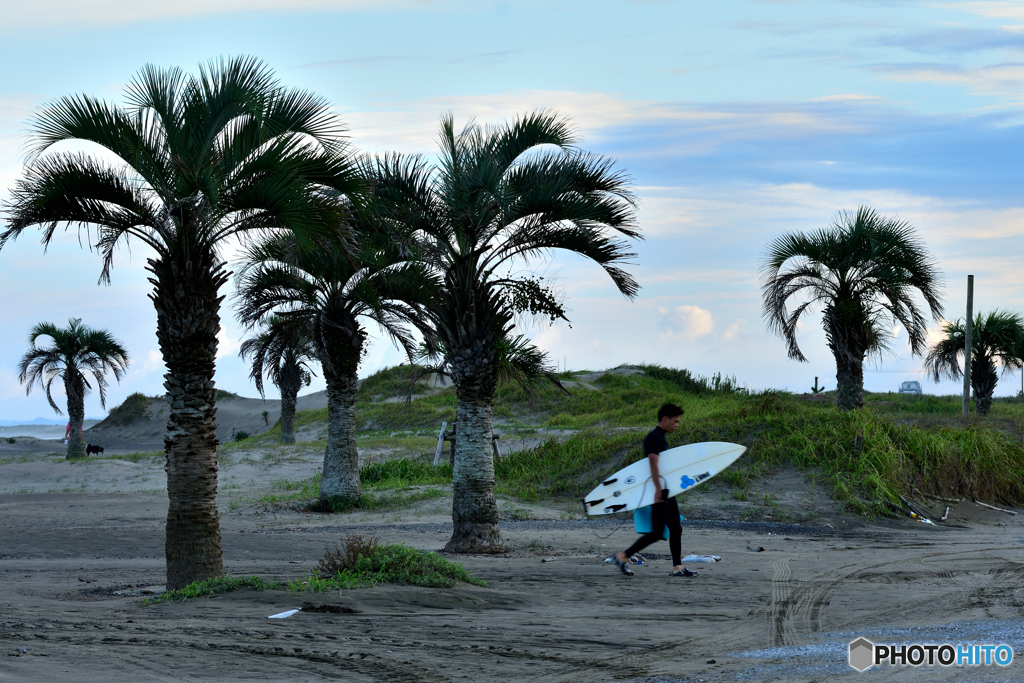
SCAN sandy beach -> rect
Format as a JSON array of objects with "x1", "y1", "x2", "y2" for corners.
[{"x1": 1, "y1": 434, "x2": 1022, "y2": 682}]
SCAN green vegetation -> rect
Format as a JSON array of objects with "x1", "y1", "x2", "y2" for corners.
[
  {"x1": 227, "y1": 364, "x2": 1024, "y2": 518},
  {"x1": 293, "y1": 541, "x2": 485, "y2": 590},
  {"x1": 269, "y1": 467, "x2": 450, "y2": 512},
  {"x1": 491, "y1": 383, "x2": 1024, "y2": 513},
  {"x1": 362, "y1": 458, "x2": 452, "y2": 488},
  {"x1": 145, "y1": 535, "x2": 483, "y2": 603},
  {"x1": 106, "y1": 393, "x2": 154, "y2": 426},
  {"x1": 234, "y1": 430, "x2": 250, "y2": 441},
  {"x1": 144, "y1": 574, "x2": 281, "y2": 604},
  {"x1": 90, "y1": 449, "x2": 163, "y2": 463},
  {"x1": 356, "y1": 364, "x2": 434, "y2": 400}
]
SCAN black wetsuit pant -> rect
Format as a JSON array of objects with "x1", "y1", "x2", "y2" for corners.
[{"x1": 623, "y1": 491, "x2": 682, "y2": 566}]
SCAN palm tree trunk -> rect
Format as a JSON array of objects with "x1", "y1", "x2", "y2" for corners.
[
  {"x1": 444, "y1": 340, "x2": 505, "y2": 554},
  {"x1": 65, "y1": 374, "x2": 86, "y2": 460},
  {"x1": 280, "y1": 383, "x2": 298, "y2": 444},
  {"x1": 278, "y1": 363, "x2": 301, "y2": 445},
  {"x1": 972, "y1": 353, "x2": 997, "y2": 416},
  {"x1": 834, "y1": 354, "x2": 865, "y2": 410},
  {"x1": 151, "y1": 255, "x2": 226, "y2": 591},
  {"x1": 325, "y1": 339, "x2": 366, "y2": 505}
]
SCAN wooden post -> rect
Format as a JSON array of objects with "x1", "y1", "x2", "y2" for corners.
[
  {"x1": 962, "y1": 275, "x2": 974, "y2": 417},
  {"x1": 433, "y1": 421, "x2": 447, "y2": 467}
]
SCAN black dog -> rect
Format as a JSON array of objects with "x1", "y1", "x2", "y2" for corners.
[{"x1": 85, "y1": 444, "x2": 104, "y2": 456}]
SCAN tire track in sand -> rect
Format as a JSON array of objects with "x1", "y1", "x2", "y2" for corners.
[{"x1": 767, "y1": 558, "x2": 797, "y2": 647}]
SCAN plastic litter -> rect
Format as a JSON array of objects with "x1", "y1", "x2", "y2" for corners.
[
  {"x1": 681, "y1": 554, "x2": 721, "y2": 563},
  {"x1": 268, "y1": 609, "x2": 301, "y2": 619}
]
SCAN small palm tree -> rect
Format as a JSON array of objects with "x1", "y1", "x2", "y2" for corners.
[
  {"x1": 760, "y1": 206, "x2": 944, "y2": 410},
  {"x1": 924, "y1": 310, "x2": 1024, "y2": 415},
  {"x1": 239, "y1": 317, "x2": 317, "y2": 444},
  {"x1": 0, "y1": 57, "x2": 361, "y2": 589},
  {"x1": 18, "y1": 318, "x2": 129, "y2": 460},
  {"x1": 235, "y1": 225, "x2": 432, "y2": 504},
  {"x1": 368, "y1": 111, "x2": 640, "y2": 553}
]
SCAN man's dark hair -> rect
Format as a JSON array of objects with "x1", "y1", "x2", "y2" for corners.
[{"x1": 657, "y1": 403, "x2": 684, "y2": 421}]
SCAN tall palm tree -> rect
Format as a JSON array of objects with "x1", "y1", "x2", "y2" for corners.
[
  {"x1": 18, "y1": 318, "x2": 129, "y2": 460},
  {"x1": 235, "y1": 225, "x2": 432, "y2": 504},
  {"x1": 368, "y1": 111, "x2": 640, "y2": 553},
  {"x1": 239, "y1": 317, "x2": 317, "y2": 444},
  {"x1": 761, "y1": 206, "x2": 944, "y2": 411},
  {"x1": 924, "y1": 310, "x2": 1024, "y2": 415},
  {"x1": 0, "y1": 57, "x2": 361, "y2": 589}
]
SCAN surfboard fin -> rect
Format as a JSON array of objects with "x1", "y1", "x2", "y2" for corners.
[
  {"x1": 601, "y1": 478, "x2": 618, "y2": 486},
  {"x1": 583, "y1": 498, "x2": 605, "y2": 508},
  {"x1": 603, "y1": 504, "x2": 627, "y2": 513}
]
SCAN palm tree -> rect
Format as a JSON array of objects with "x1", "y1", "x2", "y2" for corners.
[
  {"x1": 0, "y1": 57, "x2": 361, "y2": 589},
  {"x1": 924, "y1": 310, "x2": 1024, "y2": 415},
  {"x1": 234, "y1": 225, "x2": 432, "y2": 504},
  {"x1": 18, "y1": 318, "x2": 129, "y2": 460},
  {"x1": 239, "y1": 317, "x2": 317, "y2": 444},
  {"x1": 368, "y1": 111, "x2": 640, "y2": 553},
  {"x1": 760, "y1": 206, "x2": 944, "y2": 410}
]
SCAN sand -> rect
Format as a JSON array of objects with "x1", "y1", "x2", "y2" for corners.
[{"x1": 2, "y1": 403, "x2": 1024, "y2": 681}]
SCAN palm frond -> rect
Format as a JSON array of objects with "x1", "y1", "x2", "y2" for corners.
[{"x1": 760, "y1": 205, "x2": 944, "y2": 365}]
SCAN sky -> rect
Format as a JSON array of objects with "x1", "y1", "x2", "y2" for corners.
[{"x1": 2, "y1": 0, "x2": 1024, "y2": 421}]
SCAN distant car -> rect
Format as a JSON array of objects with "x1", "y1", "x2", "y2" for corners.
[{"x1": 898, "y1": 380, "x2": 922, "y2": 395}]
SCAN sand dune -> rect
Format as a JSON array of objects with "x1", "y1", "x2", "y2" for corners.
[{"x1": 81, "y1": 390, "x2": 330, "y2": 450}]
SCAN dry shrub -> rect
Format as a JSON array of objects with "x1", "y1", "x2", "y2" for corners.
[{"x1": 315, "y1": 533, "x2": 381, "y2": 575}]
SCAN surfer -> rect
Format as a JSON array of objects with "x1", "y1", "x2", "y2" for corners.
[{"x1": 612, "y1": 403, "x2": 699, "y2": 578}]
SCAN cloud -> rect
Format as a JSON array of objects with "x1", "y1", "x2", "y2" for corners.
[
  {"x1": 659, "y1": 305, "x2": 715, "y2": 340},
  {"x1": 879, "y1": 61, "x2": 1024, "y2": 103},
  {"x1": 721, "y1": 319, "x2": 746, "y2": 343},
  {"x1": 0, "y1": 97, "x2": 36, "y2": 188},
  {"x1": 943, "y1": 2, "x2": 1024, "y2": 23},
  {"x1": 878, "y1": 26, "x2": 1024, "y2": 53},
  {"x1": 216, "y1": 325, "x2": 240, "y2": 360},
  {"x1": 341, "y1": 89, "x2": 874, "y2": 156},
  {"x1": 0, "y1": 0, "x2": 434, "y2": 29}
]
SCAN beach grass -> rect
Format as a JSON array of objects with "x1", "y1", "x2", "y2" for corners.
[
  {"x1": 257, "y1": 365, "x2": 1024, "y2": 516},
  {"x1": 144, "y1": 540, "x2": 483, "y2": 604}
]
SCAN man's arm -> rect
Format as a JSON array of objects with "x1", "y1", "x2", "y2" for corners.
[{"x1": 648, "y1": 452, "x2": 662, "y2": 503}]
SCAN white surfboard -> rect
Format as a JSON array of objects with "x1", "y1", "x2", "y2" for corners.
[{"x1": 582, "y1": 441, "x2": 747, "y2": 516}]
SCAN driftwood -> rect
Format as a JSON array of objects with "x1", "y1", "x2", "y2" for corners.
[
  {"x1": 922, "y1": 493, "x2": 963, "y2": 503},
  {"x1": 973, "y1": 500, "x2": 1017, "y2": 516}
]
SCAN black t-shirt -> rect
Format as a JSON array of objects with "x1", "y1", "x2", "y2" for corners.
[
  {"x1": 643, "y1": 425, "x2": 669, "y2": 458},
  {"x1": 643, "y1": 426, "x2": 670, "y2": 493}
]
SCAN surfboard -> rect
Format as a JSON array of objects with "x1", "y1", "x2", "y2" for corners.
[{"x1": 582, "y1": 441, "x2": 747, "y2": 516}]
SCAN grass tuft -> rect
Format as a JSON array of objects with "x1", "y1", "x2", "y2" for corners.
[
  {"x1": 144, "y1": 538, "x2": 483, "y2": 605},
  {"x1": 145, "y1": 575, "x2": 280, "y2": 604},
  {"x1": 293, "y1": 537, "x2": 485, "y2": 590}
]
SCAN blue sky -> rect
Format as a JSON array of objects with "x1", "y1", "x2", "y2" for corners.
[{"x1": 2, "y1": 0, "x2": 1024, "y2": 420}]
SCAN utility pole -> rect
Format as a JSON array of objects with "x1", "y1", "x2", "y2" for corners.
[{"x1": 962, "y1": 275, "x2": 974, "y2": 417}]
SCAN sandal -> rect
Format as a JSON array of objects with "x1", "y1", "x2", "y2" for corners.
[
  {"x1": 613, "y1": 556, "x2": 634, "y2": 576},
  {"x1": 670, "y1": 568, "x2": 699, "y2": 577}
]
